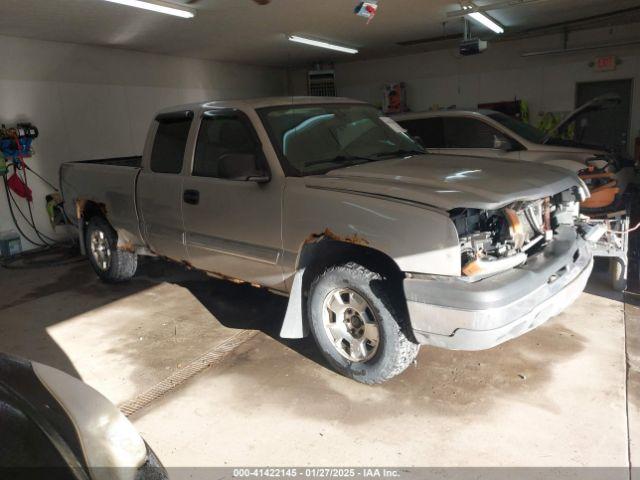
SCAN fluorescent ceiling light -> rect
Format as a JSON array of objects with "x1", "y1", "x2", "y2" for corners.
[
  {"x1": 468, "y1": 12, "x2": 504, "y2": 34},
  {"x1": 288, "y1": 35, "x2": 358, "y2": 54},
  {"x1": 102, "y1": 0, "x2": 195, "y2": 18}
]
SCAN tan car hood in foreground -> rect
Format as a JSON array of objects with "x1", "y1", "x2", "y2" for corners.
[{"x1": 307, "y1": 154, "x2": 584, "y2": 211}]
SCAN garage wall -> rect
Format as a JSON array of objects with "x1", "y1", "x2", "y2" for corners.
[
  {"x1": 0, "y1": 34, "x2": 286, "y2": 251},
  {"x1": 291, "y1": 23, "x2": 640, "y2": 152}
]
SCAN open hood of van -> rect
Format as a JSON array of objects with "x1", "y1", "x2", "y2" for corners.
[{"x1": 542, "y1": 93, "x2": 621, "y2": 145}]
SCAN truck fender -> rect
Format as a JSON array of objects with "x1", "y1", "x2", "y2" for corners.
[
  {"x1": 279, "y1": 268, "x2": 308, "y2": 339},
  {"x1": 278, "y1": 235, "x2": 408, "y2": 339}
]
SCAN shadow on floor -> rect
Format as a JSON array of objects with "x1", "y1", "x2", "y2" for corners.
[
  {"x1": 584, "y1": 259, "x2": 625, "y2": 302},
  {"x1": 136, "y1": 257, "x2": 332, "y2": 372},
  {"x1": 0, "y1": 251, "x2": 161, "y2": 379}
]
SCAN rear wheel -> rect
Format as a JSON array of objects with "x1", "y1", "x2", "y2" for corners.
[
  {"x1": 85, "y1": 216, "x2": 137, "y2": 283},
  {"x1": 308, "y1": 262, "x2": 419, "y2": 384}
]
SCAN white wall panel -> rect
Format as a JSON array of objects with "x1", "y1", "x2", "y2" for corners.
[{"x1": 0, "y1": 35, "x2": 286, "y2": 250}]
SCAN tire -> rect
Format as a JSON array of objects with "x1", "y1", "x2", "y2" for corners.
[
  {"x1": 307, "y1": 262, "x2": 419, "y2": 384},
  {"x1": 610, "y1": 257, "x2": 627, "y2": 292},
  {"x1": 85, "y1": 216, "x2": 137, "y2": 283}
]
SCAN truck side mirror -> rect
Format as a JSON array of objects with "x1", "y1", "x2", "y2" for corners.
[
  {"x1": 218, "y1": 153, "x2": 270, "y2": 183},
  {"x1": 412, "y1": 136, "x2": 425, "y2": 148}
]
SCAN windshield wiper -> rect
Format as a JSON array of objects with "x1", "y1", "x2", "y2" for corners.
[
  {"x1": 373, "y1": 149, "x2": 425, "y2": 159},
  {"x1": 305, "y1": 154, "x2": 376, "y2": 168}
]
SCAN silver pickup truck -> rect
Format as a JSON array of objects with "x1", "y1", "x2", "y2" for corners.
[{"x1": 61, "y1": 97, "x2": 594, "y2": 384}]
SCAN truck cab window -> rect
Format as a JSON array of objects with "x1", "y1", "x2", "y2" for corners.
[
  {"x1": 442, "y1": 117, "x2": 503, "y2": 149},
  {"x1": 150, "y1": 118, "x2": 191, "y2": 174},
  {"x1": 193, "y1": 115, "x2": 259, "y2": 179},
  {"x1": 399, "y1": 118, "x2": 444, "y2": 148}
]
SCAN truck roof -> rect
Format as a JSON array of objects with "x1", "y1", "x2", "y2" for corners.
[
  {"x1": 156, "y1": 96, "x2": 366, "y2": 115},
  {"x1": 393, "y1": 109, "x2": 499, "y2": 121}
]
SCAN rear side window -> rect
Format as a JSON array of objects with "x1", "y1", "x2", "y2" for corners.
[
  {"x1": 150, "y1": 115, "x2": 192, "y2": 174},
  {"x1": 193, "y1": 114, "x2": 259, "y2": 178},
  {"x1": 442, "y1": 117, "x2": 502, "y2": 148},
  {"x1": 399, "y1": 117, "x2": 444, "y2": 148}
]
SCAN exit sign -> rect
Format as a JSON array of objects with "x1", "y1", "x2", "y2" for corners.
[{"x1": 593, "y1": 55, "x2": 618, "y2": 72}]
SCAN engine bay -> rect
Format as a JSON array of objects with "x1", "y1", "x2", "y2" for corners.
[{"x1": 450, "y1": 189, "x2": 581, "y2": 279}]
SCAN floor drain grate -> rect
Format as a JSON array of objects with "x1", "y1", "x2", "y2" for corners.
[{"x1": 119, "y1": 329, "x2": 258, "y2": 417}]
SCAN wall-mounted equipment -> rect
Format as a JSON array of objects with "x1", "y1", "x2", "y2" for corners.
[
  {"x1": 1, "y1": 123, "x2": 38, "y2": 165},
  {"x1": 308, "y1": 70, "x2": 337, "y2": 96},
  {"x1": 590, "y1": 55, "x2": 620, "y2": 72},
  {"x1": 1, "y1": 122, "x2": 62, "y2": 248}
]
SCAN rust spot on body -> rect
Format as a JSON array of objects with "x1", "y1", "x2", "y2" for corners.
[
  {"x1": 76, "y1": 198, "x2": 107, "y2": 220},
  {"x1": 75, "y1": 199, "x2": 86, "y2": 220},
  {"x1": 305, "y1": 228, "x2": 370, "y2": 246},
  {"x1": 117, "y1": 241, "x2": 136, "y2": 253}
]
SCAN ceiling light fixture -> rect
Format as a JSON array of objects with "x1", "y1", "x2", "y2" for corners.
[
  {"x1": 287, "y1": 35, "x2": 358, "y2": 54},
  {"x1": 467, "y1": 11, "x2": 504, "y2": 34},
  {"x1": 101, "y1": 0, "x2": 195, "y2": 18}
]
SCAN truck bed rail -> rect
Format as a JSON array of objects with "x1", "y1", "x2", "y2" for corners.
[{"x1": 73, "y1": 156, "x2": 142, "y2": 168}]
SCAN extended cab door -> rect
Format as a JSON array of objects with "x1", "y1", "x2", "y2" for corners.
[
  {"x1": 181, "y1": 109, "x2": 285, "y2": 289},
  {"x1": 137, "y1": 111, "x2": 193, "y2": 261}
]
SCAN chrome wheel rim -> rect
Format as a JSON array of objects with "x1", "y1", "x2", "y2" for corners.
[
  {"x1": 90, "y1": 229, "x2": 111, "y2": 271},
  {"x1": 322, "y1": 288, "x2": 380, "y2": 363}
]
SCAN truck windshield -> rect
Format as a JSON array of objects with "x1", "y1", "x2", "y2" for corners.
[
  {"x1": 487, "y1": 112, "x2": 547, "y2": 144},
  {"x1": 258, "y1": 104, "x2": 425, "y2": 176}
]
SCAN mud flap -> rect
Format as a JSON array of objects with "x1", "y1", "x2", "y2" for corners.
[
  {"x1": 279, "y1": 268, "x2": 309, "y2": 339},
  {"x1": 78, "y1": 220, "x2": 86, "y2": 256}
]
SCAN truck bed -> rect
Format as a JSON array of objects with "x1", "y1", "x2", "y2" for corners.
[
  {"x1": 60, "y1": 157, "x2": 144, "y2": 247},
  {"x1": 73, "y1": 156, "x2": 142, "y2": 168}
]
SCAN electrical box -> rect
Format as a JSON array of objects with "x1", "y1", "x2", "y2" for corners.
[{"x1": 0, "y1": 231, "x2": 22, "y2": 258}]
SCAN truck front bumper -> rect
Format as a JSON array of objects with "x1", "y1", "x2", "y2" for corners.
[{"x1": 403, "y1": 229, "x2": 593, "y2": 351}]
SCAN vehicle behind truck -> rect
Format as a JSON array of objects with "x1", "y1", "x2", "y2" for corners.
[{"x1": 60, "y1": 97, "x2": 594, "y2": 384}]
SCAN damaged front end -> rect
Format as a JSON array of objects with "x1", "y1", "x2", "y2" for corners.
[
  {"x1": 404, "y1": 185, "x2": 593, "y2": 350},
  {"x1": 450, "y1": 188, "x2": 583, "y2": 281}
]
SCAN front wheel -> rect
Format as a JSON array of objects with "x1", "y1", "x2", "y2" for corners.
[
  {"x1": 308, "y1": 262, "x2": 419, "y2": 384},
  {"x1": 85, "y1": 216, "x2": 138, "y2": 283}
]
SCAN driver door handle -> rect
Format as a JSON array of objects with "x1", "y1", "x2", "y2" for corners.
[{"x1": 183, "y1": 189, "x2": 200, "y2": 205}]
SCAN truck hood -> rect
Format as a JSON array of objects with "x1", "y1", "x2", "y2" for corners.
[
  {"x1": 306, "y1": 154, "x2": 584, "y2": 211},
  {"x1": 527, "y1": 142, "x2": 605, "y2": 156}
]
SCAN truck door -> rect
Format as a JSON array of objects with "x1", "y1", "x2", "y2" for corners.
[
  {"x1": 181, "y1": 109, "x2": 285, "y2": 289},
  {"x1": 137, "y1": 111, "x2": 193, "y2": 261}
]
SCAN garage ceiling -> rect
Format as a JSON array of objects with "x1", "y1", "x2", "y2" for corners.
[{"x1": 1, "y1": 0, "x2": 639, "y2": 66}]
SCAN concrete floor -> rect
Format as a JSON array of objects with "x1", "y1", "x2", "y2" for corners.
[{"x1": 0, "y1": 252, "x2": 636, "y2": 472}]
